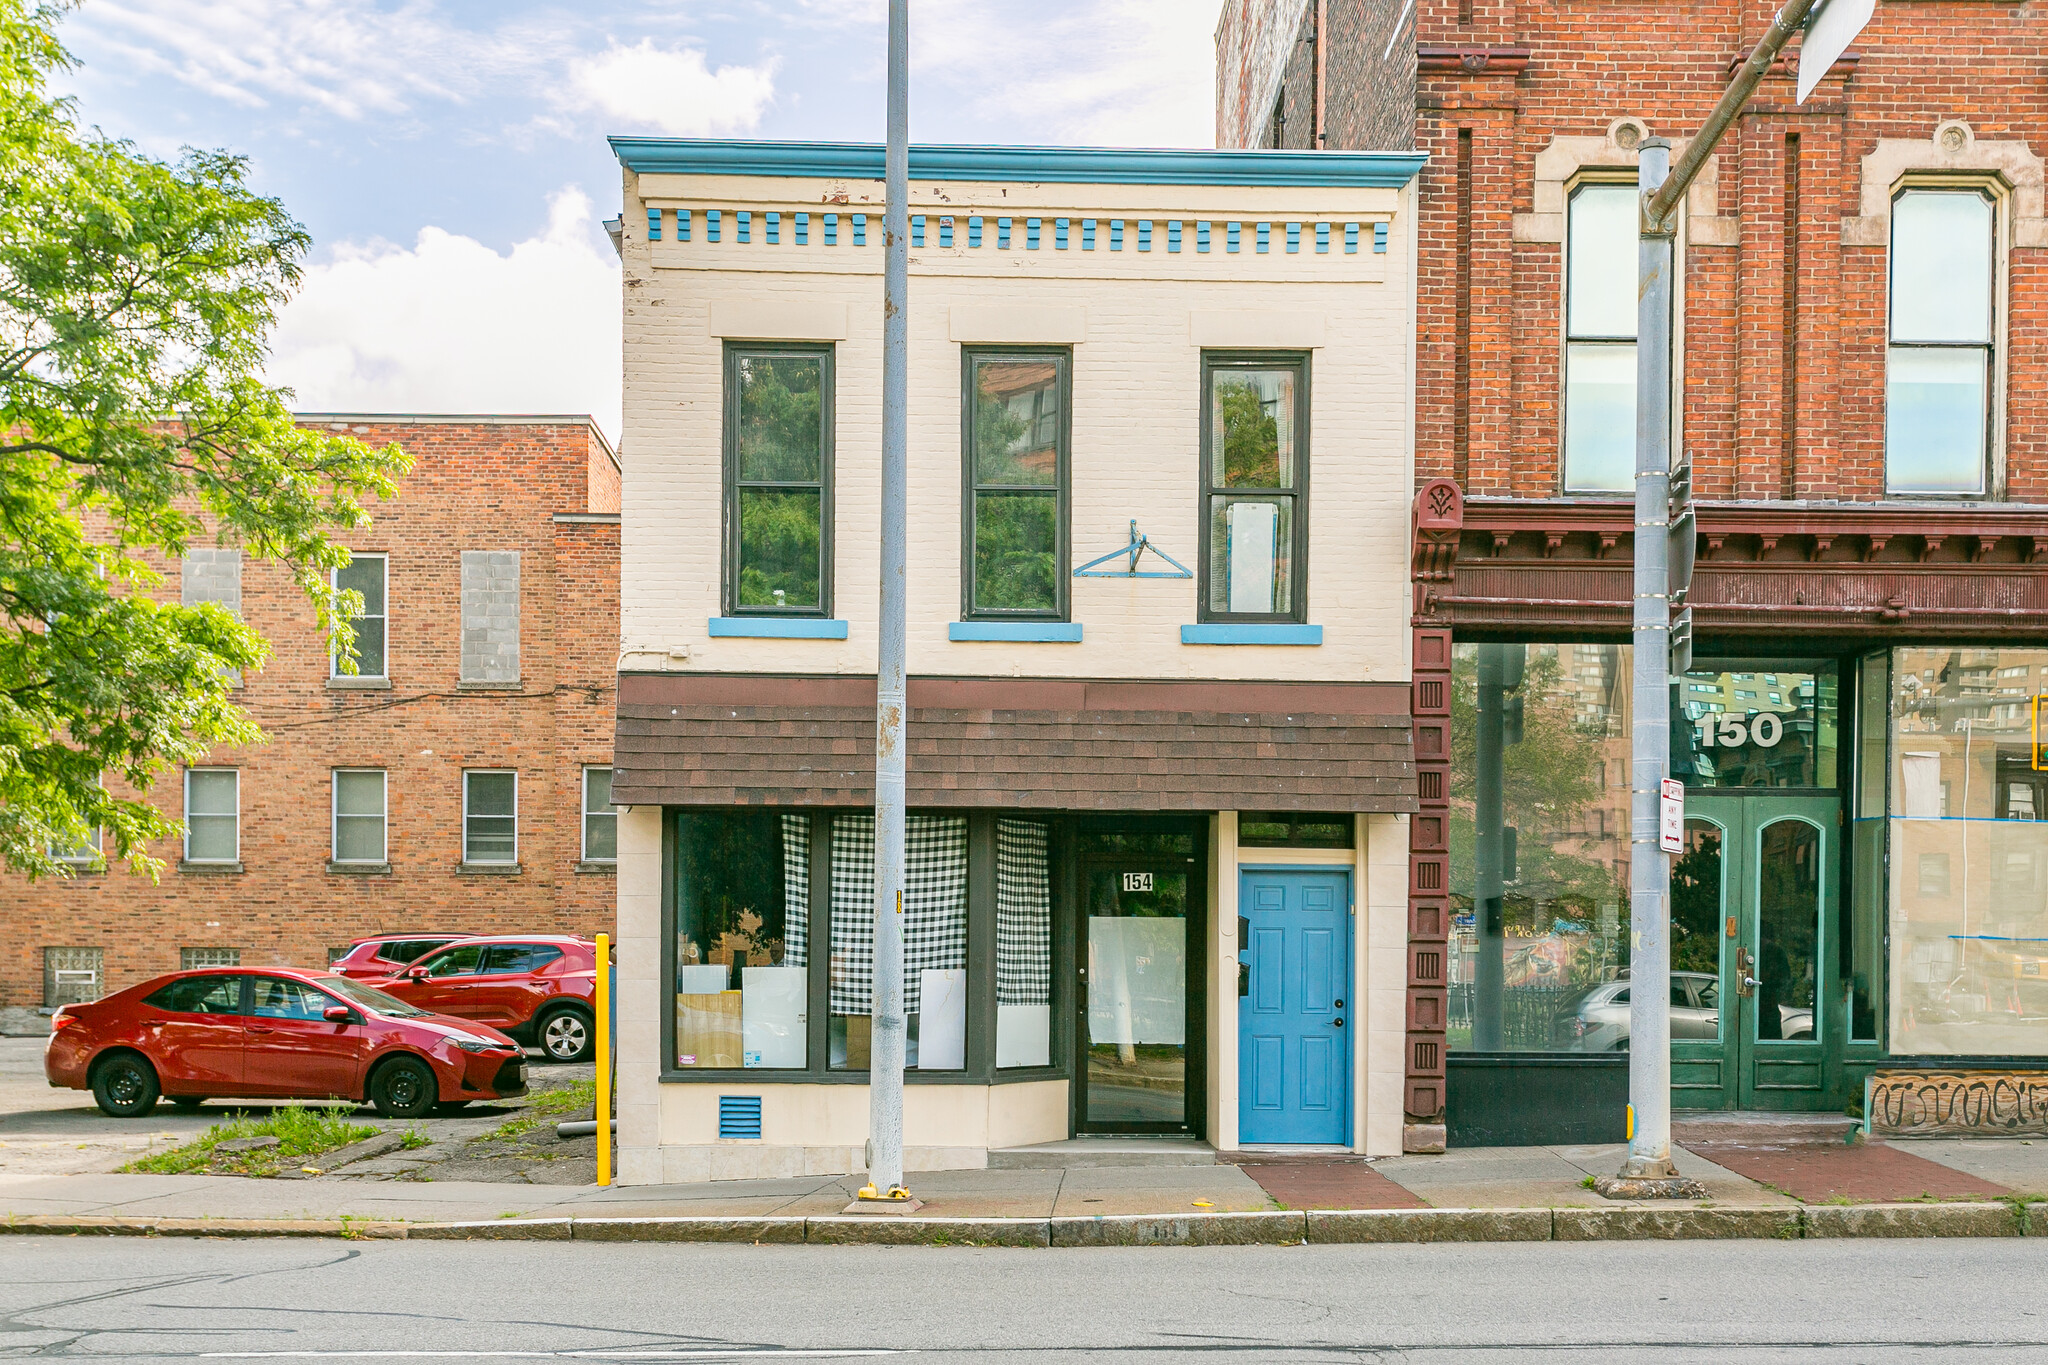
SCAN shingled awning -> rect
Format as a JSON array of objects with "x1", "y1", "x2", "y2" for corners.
[{"x1": 612, "y1": 674, "x2": 1416, "y2": 813}]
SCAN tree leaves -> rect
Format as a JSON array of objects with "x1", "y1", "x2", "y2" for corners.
[{"x1": 0, "y1": 0, "x2": 411, "y2": 878}]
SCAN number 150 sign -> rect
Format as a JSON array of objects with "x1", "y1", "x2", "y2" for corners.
[{"x1": 1695, "y1": 712, "x2": 1784, "y2": 749}]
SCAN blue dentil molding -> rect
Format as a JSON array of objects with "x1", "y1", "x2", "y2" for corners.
[
  {"x1": 611, "y1": 138, "x2": 1427, "y2": 189},
  {"x1": 948, "y1": 621, "x2": 1084, "y2": 643},
  {"x1": 708, "y1": 617, "x2": 849, "y2": 640},
  {"x1": 1180, "y1": 623, "x2": 1324, "y2": 646}
]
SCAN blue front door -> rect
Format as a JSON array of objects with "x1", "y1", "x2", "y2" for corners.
[{"x1": 1239, "y1": 870, "x2": 1351, "y2": 1144}]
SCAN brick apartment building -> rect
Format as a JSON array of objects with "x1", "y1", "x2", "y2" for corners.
[
  {"x1": 1221, "y1": 1, "x2": 2048, "y2": 1147},
  {"x1": 1, "y1": 416, "x2": 620, "y2": 1028}
]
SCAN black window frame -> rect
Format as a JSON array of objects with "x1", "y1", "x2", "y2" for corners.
[
  {"x1": 1197, "y1": 350, "x2": 1311, "y2": 624},
  {"x1": 960, "y1": 346, "x2": 1072, "y2": 622},
  {"x1": 722, "y1": 341, "x2": 836, "y2": 618},
  {"x1": 660, "y1": 808, "x2": 1071, "y2": 1087}
]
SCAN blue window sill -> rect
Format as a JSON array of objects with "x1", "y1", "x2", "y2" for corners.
[
  {"x1": 709, "y1": 617, "x2": 849, "y2": 639},
  {"x1": 1180, "y1": 623, "x2": 1322, "y2": 646},
  {"x1": 948, "y1": 621, "x2": 1083, "y2": 643}
]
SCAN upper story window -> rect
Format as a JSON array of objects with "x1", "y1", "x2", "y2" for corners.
[
  {"x1": 725, "y1": 345, "x2": 832, "y2": 616},
  {"x1": 182, "y1": 548, "x2": 243, "y2": 688},
  {"x1": 582, "y1": 766, "x2": 617, "y2": 862},
  {"x1": 1886, "y1": 187, "x2": 1996, "y2": 496},
  {"x1": 1201, "y1": 353, "x2": 1309, "y2": 623},
  {"x1": 1562, "y1": 182, "x2": 1638, "y2": 495},
  {"x1": 183, "y1": 768, "x2": 239, "y2": 864},
  {"x1": 332, "y1": 553, "x2": 387, "y2": 679},
  {"x1": 963, "y1": 350, "x2": 1069, "y2": 620}
]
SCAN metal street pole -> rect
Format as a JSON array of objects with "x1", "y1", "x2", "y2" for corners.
[
  {"x1": 1601, "y1": 0, "x2": 1826, "y2": 1198},
  {"x1": 861, "y1": 0, "x2": 913, "y2": 1207}
]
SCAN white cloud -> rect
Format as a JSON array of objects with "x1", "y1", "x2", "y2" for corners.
[
  {"x1": 266, "y1": 189, "x2": 622, "y2": 440},
  {"x1": 68, "y1": 0, "x2": 515, "y2": 119},
  {"x1": 913, "y1": 1, "x2": 1217, "y2": 147},
  {"x1": 566, "y1": 40, "x2": 778, "y2": 137}
]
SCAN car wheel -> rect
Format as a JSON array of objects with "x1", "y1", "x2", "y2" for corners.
[
  {"x1": 369, "y1": 1056, "x2": 439, "y2": 1120},
  {"x1": 537, "y1": 1007, "x2": 592, "y2": 1063},
  {"x1": 92, "y1": 1054, "x2": 161, "y2": 1118},
  {"x1": 168, "y1": 1096, "x2": 207, "y2": 1112}
]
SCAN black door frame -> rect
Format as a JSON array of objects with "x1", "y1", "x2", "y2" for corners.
[{"x1": 1068, "y1": 818, "x2": 1208, "y2": 1137}]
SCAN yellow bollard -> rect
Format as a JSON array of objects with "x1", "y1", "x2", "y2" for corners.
[{"x1": 596, "y1": 932, "x2": 612, "y2": 1187}]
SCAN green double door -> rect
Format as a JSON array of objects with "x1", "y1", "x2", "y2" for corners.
[{"x1": 1672, "y1": 793, "x2": 1838, "y2": 1110}]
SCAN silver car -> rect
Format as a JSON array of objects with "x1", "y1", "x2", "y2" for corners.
[{"x1": 1562, "y1": 972, "x2": 1812, "y2": 1049}]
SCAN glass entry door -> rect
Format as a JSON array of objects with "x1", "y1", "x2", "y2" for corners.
[
  {"x1": 1679, "y1": 794, "x2": 1836, "y2": 1110},
  {"x1": 1078, "y1": 859, "x2": 1195, "y2": 1132}
]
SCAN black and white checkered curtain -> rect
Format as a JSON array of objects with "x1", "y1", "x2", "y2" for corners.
[
  {"x1": 996, "y1": 819, "x2": 1052, "y2": 1006},
  {"x1": 829, "y1": 813, "x2": 967, "y2": 1016},
  {"x1": 780, "y1": 814, "x2": 809, "y2": 967}
]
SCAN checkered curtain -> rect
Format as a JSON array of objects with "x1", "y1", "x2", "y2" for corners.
[
  {"x1": 781, "y1": 814, "x2": 809, "y2": 967},
  {"x1": 997, "y1": 819, "x2": 1052, "y2": 1006},
  {"x1": 830, "y1": 813, "x2": 968, "y2": 1015}
]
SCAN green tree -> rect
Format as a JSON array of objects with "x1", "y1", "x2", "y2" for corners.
[
  {"x1": 1214, "y1": 378, "x2": 1282, "y2": 486},
  {"x1": 0, "y1": 1, "x2": 410, "y2": 878}
]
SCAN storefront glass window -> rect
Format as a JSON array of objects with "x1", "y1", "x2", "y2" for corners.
[
  {"x1": 996, "y1": 818, "x2": 1054, "y2": 1067},
  {"x1": 1849, "y1": 652, "x2": 1888, "y2": 1041},
  {"x1": 1673, "y1": 665, "x2": 1838, "y2": 789},
  {"x1": 673, "y1": 811, "x2": 809, "y2": 1069},
  {"x1": 830, "y1": 814, "x2": 970, "y2": 1070},
  {"x1": 1449, "y1": 643, "x2": 1634, "y2": 1052},
  {"x1": 1889, "y1": 646, "x2": 2048, "y2": 1055}
]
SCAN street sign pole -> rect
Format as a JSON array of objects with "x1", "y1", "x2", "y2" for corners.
[
  {"x1": 857, "y1": 0, "x2": 914, "y2": 1210},
  {"x1": 1600, "y1": 0, "x2": 1860, "y2": 1197}
]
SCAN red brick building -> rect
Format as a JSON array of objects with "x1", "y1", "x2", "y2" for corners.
[
  {"x1": 2, "y1": 416, "x2": 620, "y2": 1027},
  {"x1": 1221, "y1": 1, "x2": 2048, "y2": 1146}
]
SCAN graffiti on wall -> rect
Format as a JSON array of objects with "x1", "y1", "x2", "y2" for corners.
[{"x1": 1868, "y1": 1071, "x2": 2048, "y2": 1136}]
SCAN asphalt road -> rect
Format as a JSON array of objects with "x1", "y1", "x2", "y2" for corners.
[{"x1": 3, "y1": 1236, "x2": 2047, "y2": 1362}]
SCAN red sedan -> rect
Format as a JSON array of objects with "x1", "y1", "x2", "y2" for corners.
[
  {"x1": 369, "y1": 935, "x2": 598, "y2": 1063},
  {"x1": 45, "y1": 968, "x2": 527, "y2": 1120}
]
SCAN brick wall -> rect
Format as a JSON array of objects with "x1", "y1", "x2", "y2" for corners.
[{"x1": 0, "y1": 417, "x2": 621, "y2": 1009}]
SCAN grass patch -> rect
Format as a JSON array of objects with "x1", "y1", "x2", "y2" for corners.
[
  {"x1": 399, "y1": 1129, "x2": 432, "y2": 1150},
  {"x1": 124, "y1": 1106, "x2": 378, "y2": 1177},
  {"x1": 527, "y1": 1078, "x2": 596, "y2": 1117}
]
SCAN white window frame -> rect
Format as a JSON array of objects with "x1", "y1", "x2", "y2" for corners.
[
  {"x1": 463, "y1": 769, "x2": 519, "y2": 865},
  {"x1": 330, "y1": 553, "x2": 389, "y2": 679},
  {"x1": 582, "y1": 765, "x2": 617, "y2": 863},
  {"x1": 1560, "y1": 176, "x2": 1642, "y2": 496},
  {"x1": 50, "y1": 776, "x2": 104, "y2": 865},
  {"x1": 331, "y1": 768, "x2": 389, "y2": 865},
  {"x1": 1883, "y1": 178, "x2": 2004, "y2": 498},
  {"x1": 182, "y1": 767, "x2": 240, "y2": 864}
]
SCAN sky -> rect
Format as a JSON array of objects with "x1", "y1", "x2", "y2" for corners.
[{"x1": 51, "y1": 1, "x2": 1223, "y2": 442}]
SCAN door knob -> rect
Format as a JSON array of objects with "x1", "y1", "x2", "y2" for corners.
[
  {"x1": 1741, "y1": 975, "x2": 1761, "y2": 993},
  {"x1": 1333, "y1": 1018, "x2": 1345, "y2": 1028}
]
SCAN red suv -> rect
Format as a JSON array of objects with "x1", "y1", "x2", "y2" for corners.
[
  {"x1": 330, "y1": 934, "x2": 476, "y2": 980},
  {"x1": 45, "y1": 968, "x2": 527, "y2": 1120},
  {"x1": 369, "y1": 936, "x2": 598, "y2": 1063}
]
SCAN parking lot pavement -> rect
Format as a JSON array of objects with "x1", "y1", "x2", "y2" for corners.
[{"x1": 0, "y1": 1035, "x2": 592, "y2": 1179}]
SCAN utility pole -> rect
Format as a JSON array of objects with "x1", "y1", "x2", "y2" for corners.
[
  {"x1": 1599, "y1": 0, "x2": 1854, "y2": 1198},
  {"x1": 856, "y1": 0, "x2": 915, "y2": 1210}
]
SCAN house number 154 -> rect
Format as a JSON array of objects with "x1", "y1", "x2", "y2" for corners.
[{"x1": 1696, "y1": 712, "x2": 1783, "y2": 749}]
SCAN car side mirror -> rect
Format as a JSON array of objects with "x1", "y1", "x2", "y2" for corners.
[
  {"x1": 323, "y1": 1005, "x2": 353, "y2": 1023},
  {"x1": 408, "y1": 966, "x2": 429, "y2": 981}
]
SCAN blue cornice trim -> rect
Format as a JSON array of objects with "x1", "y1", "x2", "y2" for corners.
[
  {"x1": 708, "y1": 617, "x2": 849, "y2": 640},
  {"x1": 1180, "y1": 623, "x2": 1324, "y2": 646},
  {"x1": 948, "y1": 621, "x2": 1084, "y2": 643},
  {"x1": 611, "y1": 138, "x2": 1427, "y2": 189}
]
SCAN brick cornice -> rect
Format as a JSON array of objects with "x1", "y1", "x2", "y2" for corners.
[{"x1": 1417, "y1": 45, "x2": 1532, "y2": 76}]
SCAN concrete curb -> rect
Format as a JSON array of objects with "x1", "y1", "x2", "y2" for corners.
[
  {"x1": 10, "y1": 1201, "x2": 2048, "y2": 1243},
  {"x1": 0, "y1": 1215, "x2": 408, "y2": 1238}
]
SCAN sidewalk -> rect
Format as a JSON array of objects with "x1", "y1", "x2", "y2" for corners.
[{"x1": 6, "y1": 1115, "x2": 2048, "y2": 1241}]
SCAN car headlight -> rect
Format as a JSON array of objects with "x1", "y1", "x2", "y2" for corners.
[{"x1": 449, "y1": 1036, "x2": 494, "y2": 1054}]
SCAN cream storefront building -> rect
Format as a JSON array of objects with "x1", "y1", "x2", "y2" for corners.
[{"x1": 606, "y1": 138, "x2": 1427, "y2": 1184}]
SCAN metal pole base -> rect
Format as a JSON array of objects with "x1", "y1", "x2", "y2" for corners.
[
  {"x1": 844, "y1": 1186, "x2": 926, "y2": 1216},
  {"x1": 1593, "y1": 1169, "x2": 1707, "y2": 1201}
]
